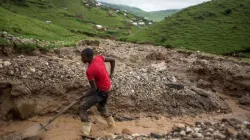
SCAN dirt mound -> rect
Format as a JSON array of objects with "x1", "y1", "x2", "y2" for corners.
[
  {"x1": 146, "y1": 52, "x2": 166, "y2": 60},
  {"x1": 110, "y1": 65, "x2": 229, "y2": 116},
  {"x1": 0, "y1": 40, "x2": 232, "y2": 122},
  {"x1": 0, "y1": 54, "x2": 88, "y2": 121},
  {"x1": 187, "y1": 55, "x2": 250, "y2": 97}
]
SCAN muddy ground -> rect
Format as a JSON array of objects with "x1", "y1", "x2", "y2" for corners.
[{"x1": 0, "y1": 37, "x2": 250, "y2": 139}]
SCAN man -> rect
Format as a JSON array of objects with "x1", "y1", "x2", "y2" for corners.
[{"x1": 80, "y1": 48, "x2": 116, "y2": 136}]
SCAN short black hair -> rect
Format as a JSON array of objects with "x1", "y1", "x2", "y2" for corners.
[{"x1": 81, "y1": 48, "x2": 93, "y2": 58}]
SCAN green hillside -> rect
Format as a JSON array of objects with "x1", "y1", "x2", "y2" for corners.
[
  {"x1": 0, "y1": 0, "x2": 140, "y2": 42},
  {"x1": 0, "y1": 7, "x2": 73, "y2": 39},
  {"x1": 124, "y1": 0, "x2": 250, "y2": 57},
  {"x1": 101, "y1": 2, "x2": 178, "y2": 21},
  {"x1": 148, "y1": 10, "x2": 179, "y2": 21}
]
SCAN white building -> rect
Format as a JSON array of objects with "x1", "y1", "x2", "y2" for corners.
[
  {"x1": 138, "y1": 22, "x2": 145, "y2": 25},
  {"x1": 95, "y1": 25, "x2": 103, "y2": 29},
  {"x1": 132, "y1": 22, "x2": 138, "y2": 26},
  {"x1": 96, "y1": 2, "x2": 102, "y2": 6}
]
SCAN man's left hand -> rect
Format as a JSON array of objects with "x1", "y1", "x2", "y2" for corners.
[{"x1": 109, "y1": 73, "x2": 113, "y2": 80}]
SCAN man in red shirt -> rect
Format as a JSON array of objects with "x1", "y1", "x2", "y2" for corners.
[{"x1": 80, "y1": 48, "x2": 116, "y2": 136}]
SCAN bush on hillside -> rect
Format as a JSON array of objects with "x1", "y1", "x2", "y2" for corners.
[
  {"x1": 39, "y1": 44, "x2": 59, "y2": 53},
  {"x1": 224, "y1": 9, "x2": 232, "y2": 15},
  {"x1": 14, "y1": 43, "x2": 39, "y2": 53},
  {"x1": 159, "y1": 35, "x2": 167, "y2": 42},
  {"x1": 13, "y1": 27, "x2": 22, "y2": 33},
  {"x1": 0, "y1": 37, "x2": 9, "y2": 46},
  {"x1": 13, "y1": 0, "x2": 29, "y2": 7}
]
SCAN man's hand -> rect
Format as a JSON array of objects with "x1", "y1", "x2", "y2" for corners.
[
  {"x1": 84, "y1": 80, "x2": 97, "y2": 98},
  {"x1": 104, "y1": 57, "x2": 115, "y2": 79},
  {"x1": 109, "y1": 73, "x2": 114, "y2": 80}
]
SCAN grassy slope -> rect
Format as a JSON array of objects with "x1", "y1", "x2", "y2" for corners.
[
  {"x1": 125, "y1": 0, "x2": 250, "y2": 55},
  {"x1": 0, "y1": 7, "x2": 75, "y2": 41},
  {"x1": 148, "y1": 10, "x2": 179, "y2": 21},
  {"x1": 101, "y1": 2, "x2": 178, "y2": 21},
  {"x1": 0, "y1": 0, "x2": 138, "y2": 41},
  {"x1": 51, "y1": 0, "x2": 126, "y2": 28}
]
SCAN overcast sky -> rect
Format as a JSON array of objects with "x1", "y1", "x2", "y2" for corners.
[{"x1": 98, "y1": 0, "x2": 210, "y2": 11}]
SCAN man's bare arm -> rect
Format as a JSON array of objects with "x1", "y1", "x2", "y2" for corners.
[
  {"x1": 104, "y1": 57, "x2": 115, "y2": 79},
  {"x1": 83, "y1": 80, "x2": 97, "y2": 98}
]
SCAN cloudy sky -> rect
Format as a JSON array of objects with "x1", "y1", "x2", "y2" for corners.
[{"x1": 98, "y1": 0, "x2": 210, "y2": 11}]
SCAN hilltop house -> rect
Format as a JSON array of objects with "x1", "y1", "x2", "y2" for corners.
[
  {"x1": 95, "y1": 2, "x2": 102, "y2": 6},
  {"x1": 138, "y1": 22, "x2": 145, "y2": 25},
  {"x1": 132, "y1": 22, "x2": 138, "y2": 26},
  {"x1": 45, "y1": 21, "x2": 51, "y2": 24},
  {"x1": 95, "y1": 25, "x2": 106, "y2": 30}
]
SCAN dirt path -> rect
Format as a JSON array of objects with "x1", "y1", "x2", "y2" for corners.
[{"x1": 0, "y1": 95, "x2": 249, "y2": 139}]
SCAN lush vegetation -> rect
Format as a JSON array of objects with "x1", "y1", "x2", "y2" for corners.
[
  {"x1": 124, "y1": 0, "x2": 250, "y2": 56},
  {"x1": 0, "y1": 0, "x2": 140, "y2": 42}
]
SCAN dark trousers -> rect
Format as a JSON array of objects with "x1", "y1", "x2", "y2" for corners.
[{"x1": 79, "y1": 90, "x2": 110, "y2": 122}]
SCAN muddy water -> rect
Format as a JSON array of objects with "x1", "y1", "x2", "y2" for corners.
[{"x1": 0, "y1": 95, "x2": 249, "y2": 140}]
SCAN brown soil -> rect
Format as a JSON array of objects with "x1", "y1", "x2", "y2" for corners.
[
  {"x1": 0, "y1": 39, "x2": 250, "y2": 139},
  {"x1": 0, "y1": 96, "x2": 249, "y2": 139}
]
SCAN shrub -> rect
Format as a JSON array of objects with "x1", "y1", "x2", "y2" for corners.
[
  {"x1": 39, "y1": 44, "x2": 59, "y2": 53},
  {"x1": 159, "y1": 35, "x2": 167, "y2": 42},
  {"x1": 14, "y1": 43, "x2": 39, "y2": 53},
  {"x1": 224, "y1": 9, "x2": 232, "y2": 15},
  {"x1": 0, "y1": 37, "x2": 9, "y2": 46}
]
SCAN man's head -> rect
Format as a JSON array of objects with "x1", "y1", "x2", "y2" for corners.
[{"x1": 81, "y1": 48, "x2": 94, "y2": 63}]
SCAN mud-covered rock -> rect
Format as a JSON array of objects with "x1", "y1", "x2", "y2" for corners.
[
  {"x1": 172, "y1": 124, "x2": 186, "y2": 132},
  {"x1": 10, "y1": 81, "x2": 31, "y2": 96},
  {"x1": 77, "y1": 40, "x2": 100, "y2": 47},
  {"x1": 150, "y1": 132, "x2": 162, "y2": 138},
  {"x1": 122, "y1": 128, "x2": 133, "y2": 135},
  {"x1": 226, "y1": 127, "x2": 238, "y2": 137},
  {"x1": 13, "y1": 99, "x2": 36, "y2": 119},
  {"x1": 239, "y1": 94, "x2": 250, "y2": 105}
]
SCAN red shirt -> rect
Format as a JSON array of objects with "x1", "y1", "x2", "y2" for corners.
[{"x1": 86, "y1": 56, "x2": 111, "y2": 92}]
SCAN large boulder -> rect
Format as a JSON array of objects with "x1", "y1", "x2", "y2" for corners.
[
  {"x1": 239, "y1": 94, "x2": 250, "y2": 105},
  {"x1": 13, "y1": 99, "x2": 36, "y2": 119}
]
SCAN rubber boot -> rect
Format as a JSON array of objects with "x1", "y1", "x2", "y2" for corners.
[
  {"x1": 105, "y1": 116, "x2": 116, "y2": 128},
  {"x1": 82, "y1": 122, "x2": 91, "y2": 136}
]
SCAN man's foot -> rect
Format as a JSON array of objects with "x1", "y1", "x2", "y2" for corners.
[
  {"x1": 105, "y1": 116, "x2": 116, "y2": 128},
  {"x1": 82, "y1": 122, "x2": 91, "y2": 136}
]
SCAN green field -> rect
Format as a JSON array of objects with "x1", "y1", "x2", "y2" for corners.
[
  {"x1": 0, "y1": 0, "x2": 139, "y2": 42},
  {"x1": 124, "y1": 0, "x2": 250, "y2": 56}
]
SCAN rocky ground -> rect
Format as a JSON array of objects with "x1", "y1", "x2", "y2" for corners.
[
  {"x1": 0, "y1": 32, "x2": 250, "y2": 139},
  {"x1": 96, "y1": 118, "x2": 250, "y2": 140}
]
